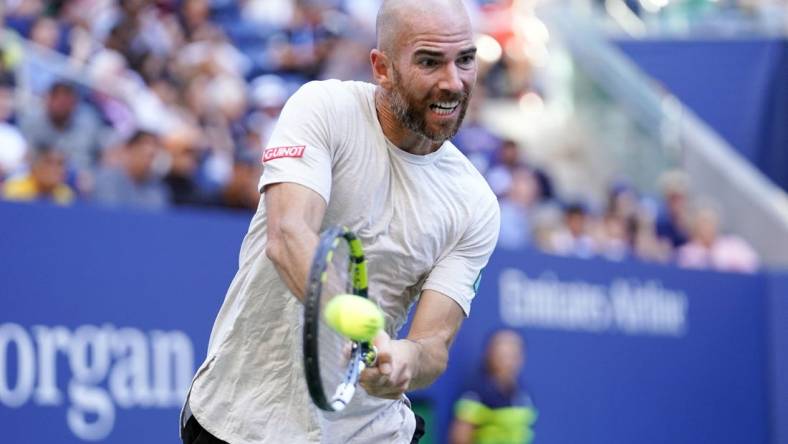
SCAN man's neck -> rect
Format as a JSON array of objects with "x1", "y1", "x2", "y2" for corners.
[
  {"x1": 374, "y1": 88, "x2": 442, "y2": 156},
  {"x1": 491, "y1": 374, "x2": 517, "y2": 394}
]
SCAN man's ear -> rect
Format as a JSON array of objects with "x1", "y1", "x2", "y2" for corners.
[{"x1": 370, "y1": 49, "x2": 393, "y2": 89}]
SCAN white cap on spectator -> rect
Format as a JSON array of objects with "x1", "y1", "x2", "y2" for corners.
[{"x1": 0, "y1": 124, "x2": 27, "y2": 175}]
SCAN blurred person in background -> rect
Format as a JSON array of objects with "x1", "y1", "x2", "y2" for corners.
[
  {"x1": 22, "y1": 15, "x2": 63, "y2": 93},
  {"x1": 530, "y1": 204, "x2": 563, "y2": 253},
  {"x1": 449, "y1": 329, "x2": 537, "y2": 444},
  {"x1": 593, "y1": 184, "x2": 639, "y2": 261},
  {"x1": 19, "y1": 81, "x2": 105, "y2": 188},
  {"x1": 451, "y1": 85, "x2": 502, "y2": 175},
  {"x1": 92, "y1": 129, "x2": 170, "y2": 210},
  {"x1": 241, "y1": 0, "x2": 296, "y2": 28},
  {"x1": 214, "y1": 150, "x2": 262, "y2": 211},
  {"x1": 656, "y1": 170, "x2": 692, "y2": 248},
  {"x1": 595, "y1": 211, "x2": 631, "y2": 261},
  {"x1": 0, "y1": 74, "x2": 27, "y2": 180},
  {"x1": 605, "y1": 182, "x2": 640, "y2": 223},
  {"x1": 497, "y1": 167, "x2": 540, "y2": 250},
  {"x1": 631, "y1": 210, "x2": 673, "y2": 263},
  {"x1": 2, "y1": 144, "x2": 74, "y2": 205},
  {"x1": 486, "y1": 139, "x2": 523, "y2": 197},
  {"x1": 248, "y1": 74, "x2": 289, "y2": 147},
  {"x1": 677, "y1": 204, "x2": 759, "y2": 273},
  {"x1": 162, "y1": 126, "x2": 210, "y2": 206},
  {"x1": 485, "y1": 138, "x2": 553, "y2": 202},
  {"x1": 550, "y1": 202, "x2": 597, "y2": 258}
]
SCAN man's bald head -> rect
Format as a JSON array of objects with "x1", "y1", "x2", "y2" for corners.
[{"x1": 376, "y1": 0, "x2": 471, "y2": 57}]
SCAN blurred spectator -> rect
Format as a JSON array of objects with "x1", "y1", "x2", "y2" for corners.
[
  {"x1": 677, "y1": 205, "x2": 760, "y2": 273},
  {"x1": 549, "y1": 202, "x2": 597, "y2": 258},
  {"x1": 449, "y1": 329, "x2": 537, "y2": 444},
  {"x1": 486, "y1": 139, "x2": 553, "y2": 201},
  {"x1": 247, "y1": 74, "x2": 288, "y2": 147},
  {"x1": 631, "y1": 211, "x2": 673, "y2": 263},
  {"x1": 241, "y1": 0, "x2": 296, "y2": 28},
  {"x1": 497, "y1": 168, "x2": 540, "y2": 250},
  {"x1": 19, "y1": 81, "x2": 105, "y2": 177},
  {"x1": 92, "y1": 130, "x2": 170, "y2": 210},
  {"x1": 606, "y1": 182, "x2": 640, "y2": 222},
  {"x1": 531, "y1": 204, "x2": 563, "y2": 253},
  {"x1": 29, "y1": 16, "x2": 61, "y2": 51},
  {"x1": 22, "y1": 15, "x2": 63, "y2": 93},
  {"x1": 162, "y1": 126, "x2": 208, "y2": 206},
  {"x1": 593, "y1": 184, "x2": 639, "y2": 261},
  {"x1": 179, "y1": 0, "x2": 215, "y2": 41},
  {"x1": 452, "y1": 86, "x2": 502, "y2": 175},
  {"x1": 656, "y1": 170, "x2": 691, "y2": 247},
  {"x1": 594, "y1": 212, "x2": 631, "y2": 261},
  {"x1": 0, "y1": 76, "x2": 27, "y2": 179},
  {"x1": 2, "y1": 144, "x2": 75, "y2": 205},
  {"x1": 486, "y1": 139, "x2": 523, "y2": 196},
  {"x1": 215, "y1": 150, "x2": 262, "y2": 211}
]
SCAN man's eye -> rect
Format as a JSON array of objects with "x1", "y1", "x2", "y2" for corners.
[
  {"x1": 418, "y1": 59, "x2": 438, "y2": 68},
  {"x1": 458, "y1": 55, "x2": 475, "y2": 66}
]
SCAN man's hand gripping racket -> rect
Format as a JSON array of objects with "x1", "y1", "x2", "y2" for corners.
[{"x1": 302, "y1": 226, "x2": 385, "y2": 411}]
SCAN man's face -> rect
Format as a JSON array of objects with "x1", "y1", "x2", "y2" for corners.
[
  {"x1": 387, "y1": 15, "x2": 477, "y2": 143},
  {"x1": 47, "y1": 88, "x2": 77, "y2": 124},
  {"x1": 32, "y1": 151, "x2": 67, "y2": 192},
  {"x1": 127, "y1": 136, "x2": 159, "y2": 180},
  {"x1": 566, "y1": 211, "x2": 587, "y2": 236},
  {"x1": 487, "y1": 331, "x2": 524, "y2": 382}
]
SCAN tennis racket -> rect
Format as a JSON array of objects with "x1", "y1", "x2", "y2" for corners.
[{"x1": 303, "y1": 226, "x2": 378, "y2": 411}]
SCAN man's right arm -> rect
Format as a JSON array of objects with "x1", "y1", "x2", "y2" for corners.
[{"x1": 264, "y1": 182, "x2": 327, "y2": 302}]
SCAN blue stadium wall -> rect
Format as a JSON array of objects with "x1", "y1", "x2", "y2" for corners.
[
  {"x1": 0, "y1": 201, "x2": 785, "y2": 444},
  {"x1": 617, "y1": 38, "x2": 788, "y2": 191}
]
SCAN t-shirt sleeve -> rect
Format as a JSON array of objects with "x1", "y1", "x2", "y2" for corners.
[
  {"x1": 422, "y1": 193, "x2": 501, "y2": 315},
  {"x1": 258, "y1": 81, "x2": 336, "y2": 204}
]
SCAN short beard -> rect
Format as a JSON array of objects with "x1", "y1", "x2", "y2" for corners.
[{"x1": 387, "y1": 65, "x2": 471, "y2": 143}]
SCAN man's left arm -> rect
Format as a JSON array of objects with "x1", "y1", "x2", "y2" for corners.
[
  {"x1": 361, "y1": 192, "x2": 500, "y2": 399},
  {"x1": 360, "y1": 289, "x2": 463, "y2": 399}
]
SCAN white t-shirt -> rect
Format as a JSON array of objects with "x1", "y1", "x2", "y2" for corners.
[{"x1": 185, "y1": 80, "x2": 500, "y2": 444}]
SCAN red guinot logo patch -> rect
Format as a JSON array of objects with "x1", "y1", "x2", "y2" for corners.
[{"x1": 262, "y1": 146, "x2": 306, "y2": 162}]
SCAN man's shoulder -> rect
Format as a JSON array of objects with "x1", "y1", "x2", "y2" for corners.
[
  {"x1": 441, "y1": 142, "x2": 498, "y2": 207},
  {"x1": 287, "y1": 80, "x2": 375, "y2": 129},
  {"x1": 294, "y1": 79, "x2": 374, "y2": 104}
]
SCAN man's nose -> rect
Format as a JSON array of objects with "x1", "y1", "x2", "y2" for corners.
[{"x1": 438, "y1": 64, "x2": 463, "y2": 93}]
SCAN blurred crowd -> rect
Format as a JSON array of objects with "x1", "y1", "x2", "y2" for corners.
[
  {"x1": 476, "y1": 137, "x2": 760, "y2": 272},
  {"x1": 0, "y1": 0, "x2": 760, "y2": 272}
]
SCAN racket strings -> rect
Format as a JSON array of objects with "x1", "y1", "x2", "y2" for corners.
[{"x1": 317, "y1": 239, "x2": 354, "y2": 402}]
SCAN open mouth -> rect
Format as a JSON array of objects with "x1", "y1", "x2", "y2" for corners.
[{"x1": 429, "y1": 101, "x2": 460, "y2": 116}]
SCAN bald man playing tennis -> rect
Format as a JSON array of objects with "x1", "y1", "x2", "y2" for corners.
[{"x1": 180, "y1": 0, "x2": 499, "y2": 442}]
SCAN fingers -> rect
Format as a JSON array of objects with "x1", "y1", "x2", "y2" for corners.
[
  {"x1": 372, "y1": 332, "x2": 392, "y2": 374},
  {"x1": 360, "y1": 365, "x2": 409, "y2": 399},
  {"x1": 359, "y1": 368, "x2": 405, "y2": 400},
  {"x1": 387, "y1": 361, "x2": 411, "y2": 388},
  {"x1": 358, "y1": 335, "x2": 413, "y2": 400}
]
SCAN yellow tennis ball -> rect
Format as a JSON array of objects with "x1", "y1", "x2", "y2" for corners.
[{"x1": 324, "y1": 294, "x2": 384, "y2": 342}]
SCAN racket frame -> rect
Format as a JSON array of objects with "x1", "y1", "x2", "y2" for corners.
[{"x1": 303, "y1": 226, "x2": 377, "y2": 412}]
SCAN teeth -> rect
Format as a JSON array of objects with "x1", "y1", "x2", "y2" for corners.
[
  {"x1": 433, "y1": 101, "x2": 459, "y2": 109},
  {"x1": 431, "y1": 101, "x2": 459, "y2": 114}
]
